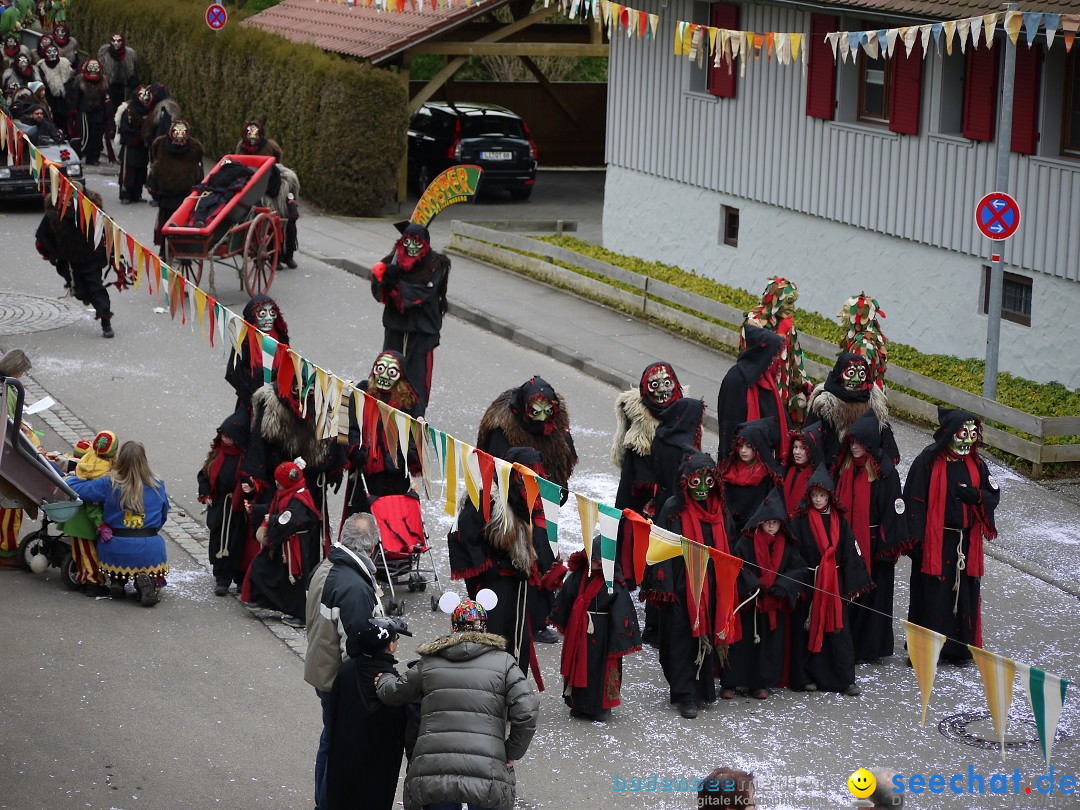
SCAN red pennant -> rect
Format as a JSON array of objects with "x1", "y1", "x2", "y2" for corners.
[
  {"x1": 622, "y1": 508, "x2": 653, "y2": 585},
  {"x1": 275, "y1": 348, "x2": 296, "y2": 405},
  {"x1": 706, "y1": 546, "x2": 743, "y2": 642},
  {"x1": 476, "y1": 450, "x2": 495, "y2": 522},
  {"x1": 208, "y1": 298, "x2": 217, "y2": 347},
  {"x1": 363, "y1": 391, "x2": 381, "y2": 451}
]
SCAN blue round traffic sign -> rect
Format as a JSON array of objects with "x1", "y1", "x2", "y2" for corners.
[
  {"x1": 206, "y1": 3, "x2": 227, "y2": 30},
  {"x1": 975, "y1": 192, "x2": 1021, "y2": 241}
]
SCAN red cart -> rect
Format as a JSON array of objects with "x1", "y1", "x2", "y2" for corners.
[{"x1": 160, "y1": 154, "x2": 282, "y2": 297}]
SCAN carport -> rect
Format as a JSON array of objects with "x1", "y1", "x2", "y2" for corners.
[{"x1": 243, "y1": 0, "x2": 608, "y2": 202}]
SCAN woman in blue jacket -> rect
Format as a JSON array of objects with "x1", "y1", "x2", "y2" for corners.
[{"x1": 67, "y1": 441, "x2": 169, "y2": 606}]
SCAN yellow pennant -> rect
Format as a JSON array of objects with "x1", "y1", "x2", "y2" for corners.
[
  {"x1": 443, "y1": 434, "x2": 459, "y2": 517},
  {"x1": 463, "y1": 442, "x2": 482, "y2": 510},
  {"x1": 134, "y1": 242, "x2": 145, "y2": 291},
  {"x1": 904, "y1": 621, "x2": 947, "y2": 726},
  {"x1": 194, "y1": 286, "x2": 208, "y2": 342},
  {"x1": 1004, "y1": 10, "x2": 1023, "y2": 45},
  {"x1": 646, "y1": 523, "x2": 684, "y2": 564},
  {"x1": 969, "y1": 646, "x2": 1017, "y2": 763},
  {"x1": 576, "y1": 494, "x2": 598, "y2": 563}
]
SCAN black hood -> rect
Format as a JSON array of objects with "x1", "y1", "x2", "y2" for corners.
[
  {"x1": 796, "y1": 421, "x2": 827, "y2": 467},
  {"x1": 823, "y1": 353, "x2": 872, "y2": 403},
  {"x1": 930, "y1": 407, "x2": 982, "y2": 455},
  {"x1": 743, "y1": 486, "x2": 789, "y2": 533},
  {"x1": 503, "y1": 446, "x2": 542, "y2": 521},
  {"x1": 736, "y1": 325, "x2": 782, "y2": 386},
  {"x1": 804, "y1": 464, "x2": 836, "y2": 498},
  {"x1": 217, "y1": 409, "x2": 250, "y2": 447},
  {"x1": 668, "y1": 451, "x2": 721, "y2": 514},
  {"x1": 729, "y1": 417, "x2": 784, "y2": 478},
  {"x1": 842, "y1": 409, "x2": 893, "y2": 476},
  {"x1": 241, "y1": 294, "x2": 290, "y2": 343},
  {"x1": 509, "y1": 376, "x2": 558, "y2": 436}
]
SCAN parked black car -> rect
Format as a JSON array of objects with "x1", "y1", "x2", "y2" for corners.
[{"x1": 407, "y1": 102, "x2": 537, "y2": 200}]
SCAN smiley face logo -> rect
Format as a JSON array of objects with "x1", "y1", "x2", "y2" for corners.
[{"x1": 848, "y1": 769, "x2": 876, "y2": 799}]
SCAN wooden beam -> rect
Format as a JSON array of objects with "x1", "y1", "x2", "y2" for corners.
[
  {"x1": 409, "y1": 42, "x2": 610, "y2": 57},
  {"x1": 519, "y1": 56, "x2": 587, "y2": 135}
]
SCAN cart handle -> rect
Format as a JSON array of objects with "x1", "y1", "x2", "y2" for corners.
[{"x1": 2, "y1": 376, "x2": 80, "y2": 501}]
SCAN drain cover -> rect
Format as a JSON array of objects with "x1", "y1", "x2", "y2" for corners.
[
  {"x1": 939, "y1": 711, "x2": 1044, "y2": 752},
  {"x1": 0, "y1": 292, "x2": 87, "y2": 336}
]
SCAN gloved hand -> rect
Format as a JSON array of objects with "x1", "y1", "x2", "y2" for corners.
[
  {"x1": 97, "y1": 524, "x2": 113, "y2": 543},
  {"x1": 956, "y1": 483, "x2": 981, "y2": 505},
  {"x1": 286, "y1": 193, "x2": 299, "y2": 222},
  {"x1": 768, "y1": 584, "x2": 787, "y2": 598},
  {"x1": 381, "y1": 262, "x2": 402, "y2": 290},
  {"x1": 371, "y1": 261, "x2": 386, "y2": 282},
  {"x1": 35, "y1": 239, "x2": 51, "y2": 261}
]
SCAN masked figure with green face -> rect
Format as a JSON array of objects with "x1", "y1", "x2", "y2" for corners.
[
  {"x1": 341, "y1": 350, "x2": 422, "y2": 522},
  {"x1": 476, "y1": 376, "x2": 578, "y2": 644},
  {"x1": 370, "y1": 222, "x2": 450, "y2": 417},
  {"x1": 904, "y1": 408, "x2": 1000, "y2": 666},
  {"x1": 642, "y1": 452, "x2": 737, "y2": 719}
]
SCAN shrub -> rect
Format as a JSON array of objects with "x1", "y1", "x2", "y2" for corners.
[{"x1": 73, "y1": 0, "x2": 407, "y2": 215}]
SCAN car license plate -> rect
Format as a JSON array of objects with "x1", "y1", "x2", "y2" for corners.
[{"x1": 481, "y1": 151, "x2": 513, "y2": 161}]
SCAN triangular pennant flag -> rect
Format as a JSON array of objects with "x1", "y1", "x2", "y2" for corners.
[
  {"x1": 886, "y1": 27, "x2": 900, "y2": 58},
  {"x1": 1022, "y1": 12, "x2": 1043, "y2": 47},
  {"x1": 194, "y1": 286, "x2": 208, "y2": 342},
  {"x1": 903, "y1": 24, "x2": 919, "y2": 56},
  {"x1": 513, "y1": 463, "x2": 539, "y2": 515},
  {"x1": 825, "y1": 31, "x2": 840, "y2": 62},
  {"x1": 649, "y1": 14, "x2": 659, "y2": 40},
  {"x1": 443, "y1": 433, "x2": 459, "y2": 517},
  {"x1": 621, "y1": 509, "x2": 652, "y2": 585},
  {"x1": 970, "y1": 16, "x2": 984, "y2": 50},
  {"x1": 1044, "y1": 13, "x2": 1060, "y2": 48},
  {"x1": 674, "y1": 21, "x2": 686, "y2": 55},
  {"x1": 904, "y1": 621, "x2": 947, "y2": 726},
  {"x1": 646, "y1": 523, "x2": 684, "y2": 565},
  {"x1": 537, "y1": 477, "x2": 562, "y2": 557},
  {"x1": 494, "y1": 457, "x2": 514, "y2": 522},
  {"x1": 706, "y1": 546, "x2": 743, "y2": 642},
  {"x1": 462, "y1": 441, "x2": 483, "y2": 511},
  {"x1": 790, "y1": 32, "x2": 802, "y2": 62},
  {"x1": 968, "y1": 646, "x2": 1017, "y2": 763},
  {"x1": 862, "y1": 32, "x2": 879, "y2": 60},
  {"x1": 1004, "y1": 10, "x2": 1023, "y2": 45},
  {"x1": 682, "y1": 538, "x2": 710, "y2": 633},
  {"x1": 943, "y1": 20, "x2": 956, "y2": 55},
  {"x1": 919, "y1": 24, "x2": 932, "y2": 57},
  {"x1": 1063, "y1": 15, "x2": 1079, "y2": 52},
  {"x1": 1016, "y1": 662, "x2": 1069, "y2": 768},
  {"x1": 596, "y1": 503, "x2": 621, "y2": 593},
  {"x1": 476, "y1": 449, "x2": 495, "y2": 522},
  {"x1": 982, "y1": 13, "x2": 999, "y2": 44},
  {"x1": 708, "y1": 26, "x2": 718, "y2": 59},
  {"x1": 575, "y1": 494, "x2": 598, "y2": 563},
  {"x1": 410, "y1": 419, "x2": 430, "y2": 497},
  {"x1": 956, "y1": 18, "x2": 970, "y2": 53},
  {"x1": 932, "y1": 22, "x2": 944, "y2": 54},
  {"x1": 394, "y1": 409, "x2": 412, "y2": 467}
]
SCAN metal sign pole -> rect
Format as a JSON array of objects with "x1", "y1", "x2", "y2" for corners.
[{"x1": 983, "y1": 3, "x2": 1018, "y2": 401}]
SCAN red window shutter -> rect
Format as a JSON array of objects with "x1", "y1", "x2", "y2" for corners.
[
  {"x1": 889, "y1": 39, "x2": 923, "y2": 135},
  {"x1": 963, "y1": 42, "x2": 998, "y2": 142},
  {"x1": 1010, "y1": 44, "x2": 1042, "y2": 154},
  {"x1": 708, "y1": 4, "x2": 740, "y2": 98},
  {"x1": 806, "y1": 14, "x2": 839, "y2": 120}
]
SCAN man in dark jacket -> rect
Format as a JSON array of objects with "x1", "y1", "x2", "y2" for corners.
[
  {"x1": 305, "y1": 513, "x2": 384, "y2": 810},
  {"x1": 376, "y1": 595, "x2": 539, "y2": 810}
]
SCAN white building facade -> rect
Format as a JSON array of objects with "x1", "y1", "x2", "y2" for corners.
[{"x1": 602, "y1": 0, "x2": 1080, "y2": 388}]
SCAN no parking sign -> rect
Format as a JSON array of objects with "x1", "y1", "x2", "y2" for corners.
[
  {"x1": 206, "y1": 3, "x2": 227, "y2": 30},
  {"x1": 975, "y1": 192, "x2": 1021, "y2": 241}
]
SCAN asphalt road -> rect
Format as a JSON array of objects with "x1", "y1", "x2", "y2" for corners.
[{"x1": 0, "y1": 166, "x2": 1077, "y2": 810}]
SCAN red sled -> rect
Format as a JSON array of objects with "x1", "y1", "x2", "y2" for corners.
[{"x1": 369, "y1": 493, "x2": 444, "y2": 616}]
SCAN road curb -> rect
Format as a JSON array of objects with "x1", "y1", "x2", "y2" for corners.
[{"x1": 9, "y1": 367, "x2": 309, "y2": 659}]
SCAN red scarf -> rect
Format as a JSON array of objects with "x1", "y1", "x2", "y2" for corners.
[
  {"x1": 679, "y1": 494, "x2": 731, "y2": 640},
  {"x1": 269, "y1": 479, "x2": 320, "y2": 579},
  {"x1": 752, "y1": 527, "x2": 788, "y2": 630},
  {"x1": 835, "y1": 456, "x2": 872, "y2": 574},
  {"x1": 807, "y1": 508, "x2": 843, "y2": 653},
  {"x1": 561, "y1": 568, "x2": 606, "y2": 689},
  {"x1": 206, "y1": 441, "x2": 243, "y2": 501},
  {"x1": 721, "y1": 459, "x2": 770, "y2": 487},
  {"x1": 922, "y1": 453, "x2": 992, "y2": 578},
  {"x1": 783, "y1": 464, "x2": 812, "y2": 515},
  {"x1": 746, "y1": 369, "x2": 789, "y2": 460}
]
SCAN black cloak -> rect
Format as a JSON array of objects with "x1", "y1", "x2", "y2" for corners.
[{"x1": 717, "y1": 325, "x2": 790, "y2": 462}]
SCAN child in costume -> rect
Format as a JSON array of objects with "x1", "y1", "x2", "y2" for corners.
[
  {"x1": 719, "y1": 417, "x2": 784, "y2": 534},
  {"x1": 197, "y1": 412, "x2": 250, "y2": 596},
  {"x1": 244, "y1": 458, "x2": 321, "y2": 625},
  {"x1": 58, "y1": 430, "x2": 118, "y2": 596},
  {"x1": 782, "y1": 423, "x2": 825, "y2": 517},
  {"x1": 550, "y1": 534, "x2": 642, "y2": 720},
  {"x1": 788, "y1": 467, "x2": 871, "y2": 695},
  {"x1": 721, "y1": 488, "x2": 807, "y2": 699}
]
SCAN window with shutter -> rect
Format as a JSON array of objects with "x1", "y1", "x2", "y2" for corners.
[
  {"x1": 889, "y1": 39, "x2": 923, "y2": 134},
  {"x1": 708, "y1": 4, "x2": 739, "y2": 98},
  {"x1": 806, "y1": 14, "x2": 839, "y2": 120},
  {"x1": 1011, "y1": 44, "x2": 1042, "y2": 155},
  {"x1": 858, "y1": 51, "x2": 892, "y2": 124},
  {"x1": 963, "y1": 42, "x2": 998, "y2": 142}
]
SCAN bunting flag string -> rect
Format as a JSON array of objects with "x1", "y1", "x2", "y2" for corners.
[{"x1": 2, "y1": 108, "x2": 1072, "y2": 762}]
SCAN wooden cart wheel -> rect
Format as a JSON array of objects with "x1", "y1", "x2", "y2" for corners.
[
  {"x1": 176, "y1": 258, "x2": 204, "y2": 288},
  {"x1": 243, "y1": 213, "x2": 280, "y2": 297}
]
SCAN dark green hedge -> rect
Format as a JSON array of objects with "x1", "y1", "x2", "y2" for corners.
[{"x1": 73, "y1": 0, "x2": 407, "y2": 215}]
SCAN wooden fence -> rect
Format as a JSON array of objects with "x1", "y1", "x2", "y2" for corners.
[{"x1": 449, "y1": 221, "x2": 1080, "y2": 477}]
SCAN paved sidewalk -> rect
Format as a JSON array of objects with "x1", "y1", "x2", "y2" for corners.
[{"x1": 297, "y1": 211, "x2": 1080, "y2": 596}]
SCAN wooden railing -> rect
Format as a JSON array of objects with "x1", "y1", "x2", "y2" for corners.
[{"x1": 448, "y1": 221, "x2": 1080, "y2": 477}]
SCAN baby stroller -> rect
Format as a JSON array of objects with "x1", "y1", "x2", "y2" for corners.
[{"x1": 369, "y1": 492, "x2": 443, "y2": 616}]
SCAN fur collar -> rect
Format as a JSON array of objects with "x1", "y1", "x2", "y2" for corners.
[
  {"x1": 807, "y1": 384, "x2": 889, "y2": 438},
  {"x1": 97, "y1": 45, "x2": 136, "y2": 84},
  {"x1": 251, "y1": 384, "x2": 329, "y2": 466},
  {"x1": 417, "y1": 631, "x2": 508, "y2": 656},
  {"x1": 484, "y1": 489, "x2": 537, "y2": 573},
  {"x1": 37, "y1": 57, "x2": 73, "y2": 98},
  {"x1": 477, "y1": 388, "x2": 575, "y2": 488},
  {"x1": 149, "y1": 136, "x2": 205, "y2": 194},
  {"x1": 610, "y1": 388, "x2": 659, "y2": 468}
]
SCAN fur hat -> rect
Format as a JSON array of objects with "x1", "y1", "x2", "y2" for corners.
[{"x1": 92, "y1": 430, "x2": 118, "y2": 459}]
